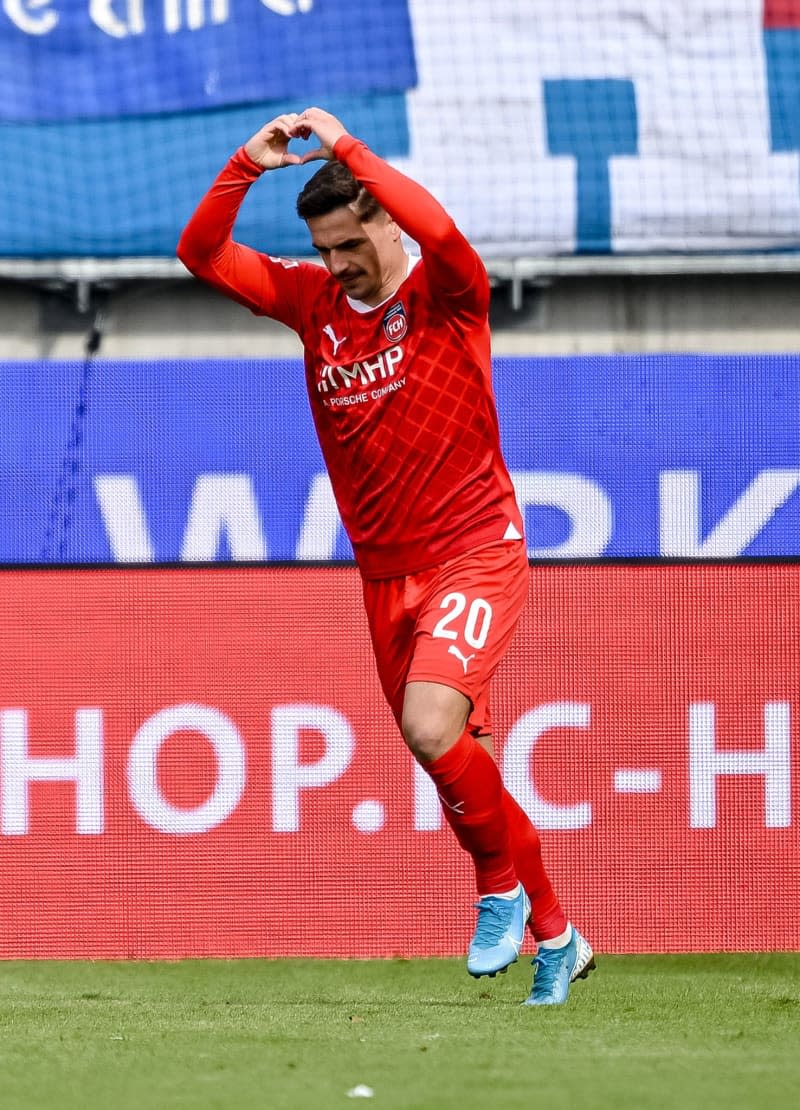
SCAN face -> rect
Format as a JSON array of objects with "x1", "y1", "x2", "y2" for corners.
[{"x1": 306, "y1": 205, "x2": 404, "y2": 306}]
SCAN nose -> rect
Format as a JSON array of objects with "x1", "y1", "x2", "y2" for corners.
[{"x1": 329, "y1": 250, "x2": 348, "y2": 276}]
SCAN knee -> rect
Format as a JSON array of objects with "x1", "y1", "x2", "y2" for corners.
[
  {"x1": 401, "y1": 681, "x2": 471, "y2": 762},
  {"x1": 401, "y1": 706, "x2": 459, "y2": 763}
]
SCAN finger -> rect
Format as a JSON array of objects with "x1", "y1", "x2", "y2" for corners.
[
  {"x1": 272, "y1": 112, "x2": 303, "y2": 136},
  {"x1": 298, "y1": 147, "x2": 329, "y2": 164},
  {"x1": 270, "y1": 120, "x2": 294, "y2": 140},
  {"x1": 278, "y1": 152, "x2": 302, "y2": 168}
]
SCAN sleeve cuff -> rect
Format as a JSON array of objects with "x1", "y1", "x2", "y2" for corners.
[
  {"x1": 332, "y1": 133, "x2": 365, "y2": 162},
  {"x1": 232, "y1": 146, "x2": 267, "y2": 179}
]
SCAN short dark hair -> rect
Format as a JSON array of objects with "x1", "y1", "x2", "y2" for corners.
[{"x1": 296, "y1": 161, "x2": 381, "y2": 222}]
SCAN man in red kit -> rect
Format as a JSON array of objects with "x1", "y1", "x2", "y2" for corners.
[{"x1": 178, "y1": 107, "x2": 594, "y2": 1005}]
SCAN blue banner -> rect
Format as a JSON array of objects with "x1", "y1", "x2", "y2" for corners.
[
  {"x1": 2, "y1": 355, "x2": 799, "y2": 564},
  {"x1": 0, "y1": 0, "x2": 416, "y2": 122},
  {"x1": 0, "y1": 95, "x2": 410, "y2": 256}
]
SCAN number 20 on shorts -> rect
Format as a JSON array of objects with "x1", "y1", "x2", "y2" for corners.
[{"x1": 432, "y1": 592, "x2": 493, "y2": 649}]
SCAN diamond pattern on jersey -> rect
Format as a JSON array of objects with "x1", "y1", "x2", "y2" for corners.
[{"x1": 306, "y1": 267, "x2": 520, "y2": 578}]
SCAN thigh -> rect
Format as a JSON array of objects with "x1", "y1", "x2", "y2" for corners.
[{"x1": 407, "y1": 539, "x2": 529, "y2": 737}]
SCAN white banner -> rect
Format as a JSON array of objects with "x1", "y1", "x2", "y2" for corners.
[{"x1": 400, "y1": 0, "x2": 800, "y2": 254}]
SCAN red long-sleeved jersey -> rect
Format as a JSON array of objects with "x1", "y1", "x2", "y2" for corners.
[{"x1": 177, "y1": 135, "x2": 524, "y2": 579}]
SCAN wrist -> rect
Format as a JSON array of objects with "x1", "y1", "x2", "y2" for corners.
[
  {"x1": 235, "y1": 146, "x2": 268, "y2": 177},
  {"x1": 332, "y1": 132, "x2": 358, "y2": 159}
]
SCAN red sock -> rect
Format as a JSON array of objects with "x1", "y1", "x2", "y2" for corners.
[
  {"x1": 501, "y1": 788, "x2": 568, "y2": 941},
  {"x1": 423, "y1": 731, "x2": 517, "y2": 895}
]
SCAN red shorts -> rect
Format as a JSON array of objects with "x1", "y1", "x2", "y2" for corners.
[{"x1": 361, "y1": 539, "x2": 529, "y2": 737}]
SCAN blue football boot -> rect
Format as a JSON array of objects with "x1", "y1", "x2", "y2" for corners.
[
  {"x1": 523, "y1": 925, "x2": 595, "y2": 1005},
  {"x1": 466, "y1": 887, "x2": 531, "y2": 978}
]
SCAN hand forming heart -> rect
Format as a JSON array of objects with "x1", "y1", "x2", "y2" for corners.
[{"x1": 243, "y1": 108, "x2": 349, "y2": 172}]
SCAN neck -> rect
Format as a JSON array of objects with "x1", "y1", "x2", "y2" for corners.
[{"x1": 362, "y1": 251, "x2": 409, "y2": 307}]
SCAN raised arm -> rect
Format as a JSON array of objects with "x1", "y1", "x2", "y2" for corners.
[{"x1": 177, "y1": 115, "x2": 317, "y2": 331}]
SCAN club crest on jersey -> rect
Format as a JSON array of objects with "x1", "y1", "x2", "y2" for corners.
[{"x1": 383, "y1": 300, "x2": 408, "y2": 342}]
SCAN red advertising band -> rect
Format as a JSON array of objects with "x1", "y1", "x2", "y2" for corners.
[{"x1": 0, "y1": 564, "x2": 796, "y2": 959}]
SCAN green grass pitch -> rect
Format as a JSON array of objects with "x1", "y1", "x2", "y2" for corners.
[{"x1": 1, "y1": 954, "x2": 798, "y2": 1109}]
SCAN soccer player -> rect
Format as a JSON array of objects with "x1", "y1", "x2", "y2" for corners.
[{"x1": 177, "y1": 107, "x2": 594, "y2": 1005}]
